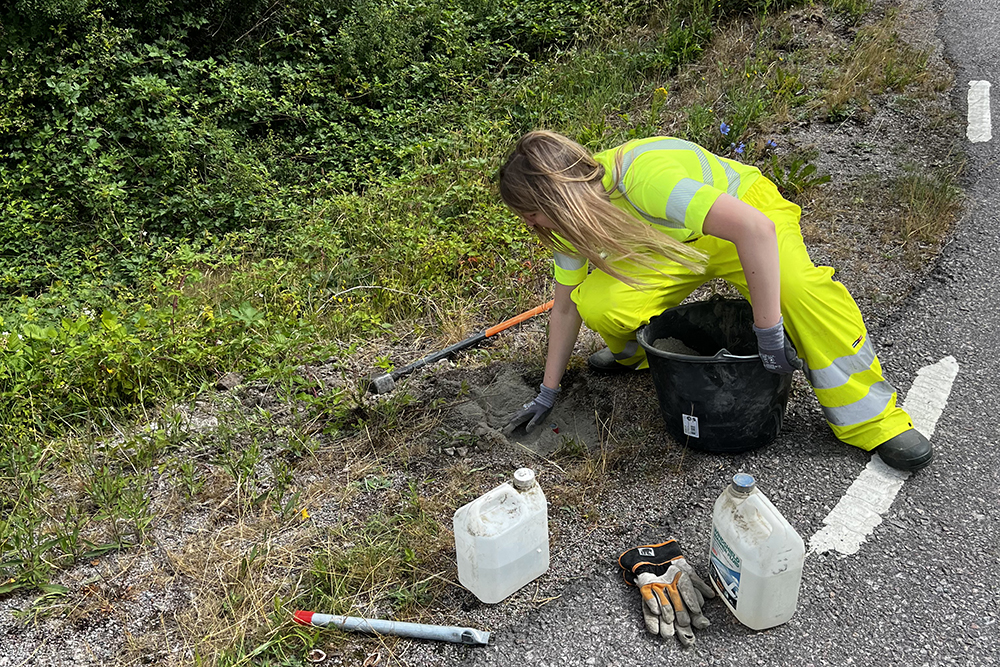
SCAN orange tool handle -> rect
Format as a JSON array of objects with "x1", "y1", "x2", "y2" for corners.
[{"x1": 485, "y1": 300, "x2": 554, "y2": 337}]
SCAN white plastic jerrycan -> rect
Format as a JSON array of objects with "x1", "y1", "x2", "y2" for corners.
[
  {"x1": 453, "y1": 468, "x2": 549, "y2": 604},
  {"x1": 708, "y1": 473, "x2": 805, "y2": 630}
]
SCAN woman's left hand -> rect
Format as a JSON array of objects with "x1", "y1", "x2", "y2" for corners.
[{"x1": 753, "y1": 318, "x2": 803, "y2": 374}]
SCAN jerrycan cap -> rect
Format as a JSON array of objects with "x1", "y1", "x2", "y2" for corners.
[
  {"x1": 513, "y1": 468, "x2": 536, "y2": 490},
  {"x1": 731, "y1": 473, "x2": 756, "y2": 493}
]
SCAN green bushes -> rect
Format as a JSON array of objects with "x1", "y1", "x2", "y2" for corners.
[
  {"x1": 0, "y1": 9, "x2": 285, "y2": 294},
  {"x1": 1, "y1": 0, "x2": 753, "y2": 296},
  {"x1": 0, "y1": 271, "x2": 330, "y2": 444},
  {"x1": 0, "y1": 0, "x2": 837, "y2": 454}
]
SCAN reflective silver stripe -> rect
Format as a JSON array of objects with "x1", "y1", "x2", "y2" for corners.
[
  {"x1": 554, "y1": 252, "x2": 586, "y2": 272},
  {"x1": 665, "y1": 178, "x2": 704, "y2": 226},
  {"x1": 615, "y1": 139, "x2": 721, "y2": 229},
  {"x1": 619, "y1": 138, "x2": 713, "y2": 186},
  {"x1": 621, "y1": 189, "x2": 688, "y2": 229},
  {"x1": 806, "y1": 338, "x2": 878, "y2": 390},
  {"x1": 613, "y1": 341, "x2": 639, "y2": 360},
  {"x1": 821, "y1": 381, "x2": 896, "y2": 427},
  {"x1": 722, "y1": 161, "x2": 742, "y2": 197}
]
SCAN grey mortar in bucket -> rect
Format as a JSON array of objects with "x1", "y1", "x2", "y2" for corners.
[{"x1": 636, "y1": 298, "x2": 792, "y2": 454}]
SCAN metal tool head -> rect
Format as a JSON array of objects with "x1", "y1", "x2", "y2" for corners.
[
  {"x1": 460, "y1": 628, "x2": 492, "y2": 645},
  {"x1": 367, "y1": 373, "x2": 396, "y2": 395}
]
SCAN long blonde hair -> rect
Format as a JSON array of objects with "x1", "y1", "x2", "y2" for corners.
[{"x1": 498, "y1": 130, "x2": 706, "y2": 285}]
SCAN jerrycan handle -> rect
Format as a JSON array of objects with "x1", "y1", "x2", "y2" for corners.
[
  {"x1": 467, "y1": 483, "x2": 524, "y2": 536},
  {"x1": 731, "y1": 473, "x2": 774, "y2": 537},
  {"x1": 738, "y1": 493, "x2": 774, "y2": 538}
]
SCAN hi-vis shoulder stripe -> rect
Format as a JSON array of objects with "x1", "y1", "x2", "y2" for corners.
[
  {"x1": 721, "y1": 161, "x2": 742, "y2": 197},
  {"x1": 554, "y1": 252, "x2": 586, "y2": 272},
  {"x1": 620, "y1": 138, "x2": 714, "y2": 185},
  {"x1": 666, "y1": 179, "x2": 703, "y2": 224},
  {"x1": 615, "y1": 139, "x2": 741, "y2": 228}
]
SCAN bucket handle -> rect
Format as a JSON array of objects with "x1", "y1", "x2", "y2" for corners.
[
  {"x1": 637, "y1": 324, "x2": 759, "y2": 363},
  {"x1": 648, "y1": 345, "x2": 758, "y2": 363}
]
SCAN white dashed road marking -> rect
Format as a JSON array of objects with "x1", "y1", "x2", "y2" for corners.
[
  {"x1": 808, "y1": 356, "x2": 960, "y2": 557},
  {"x1": 967, "y1": 80, "x2": 992, "y2": 143}
]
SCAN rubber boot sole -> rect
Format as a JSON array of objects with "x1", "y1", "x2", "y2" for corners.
[{"x1": 587, "y1": 348, "x2": 646, "y2": 374}]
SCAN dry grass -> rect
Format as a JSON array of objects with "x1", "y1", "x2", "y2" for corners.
[
  {"x1": 889, "y1": 165, "x2": 965, "y2": 248},
  {"x1": 822, "y1": 9, "x2": 949, "y2": 121},
  {"x1": 170, "y1": 521, "x2": 317, "y2": 663},
  {"x1": 854, "y1": 162, "x2": 966, "y2": 262},
  {"x1": 148, "y1": 399, "x2": 473, "y2": 666},
  {"x1": 655, "y1": 4, "x2": 951, "y2": 152}
]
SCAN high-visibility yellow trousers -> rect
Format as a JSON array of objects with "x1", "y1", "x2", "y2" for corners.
[{"x1": 570, "y1": 177, "x2": 914, "y2": 451}]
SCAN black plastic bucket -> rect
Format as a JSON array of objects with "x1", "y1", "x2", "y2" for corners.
[{"x1": 636, "y1": 299, "x2": 792, "y2": 454}]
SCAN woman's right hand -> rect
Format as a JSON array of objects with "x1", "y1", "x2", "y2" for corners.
[
  {"x1": 503, "y1": 384, "x2": 559, "y2": 435},
  {"x1": 505, "y1": 282, "x2": 580, "y2": 435}
]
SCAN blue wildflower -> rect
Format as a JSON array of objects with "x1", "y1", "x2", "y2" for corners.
[
  {"x1": 735, "y1": 142, "x2": 745, "y2": 155},
  {"x1": 766, "y1": 139, "x2": 778, "y2": 149},
  {"x1": 720, "y1": 122, "x2": 730, "y2": 136}
]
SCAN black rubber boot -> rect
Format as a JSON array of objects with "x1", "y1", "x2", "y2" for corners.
[
  {"x1": 587, "y1": 348, "x2": 645, "y2": 373},
  {"x1": 875, "y1": 429, "x2": 933, "y2": 471}
]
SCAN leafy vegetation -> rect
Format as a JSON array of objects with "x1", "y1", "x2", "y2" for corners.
[{"x1": 767, "y1": 152, "x2": 833, "y2": 196}]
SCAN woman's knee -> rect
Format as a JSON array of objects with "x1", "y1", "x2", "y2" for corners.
[{"x1": 575, "y1": 298, "x2": 638, "y2": 338}]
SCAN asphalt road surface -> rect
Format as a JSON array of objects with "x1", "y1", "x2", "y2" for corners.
[{"x1": 417, "y1": 1, "x2": 1000, "y2": 665}]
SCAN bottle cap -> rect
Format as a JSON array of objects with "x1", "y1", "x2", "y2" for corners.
[
  {"x1": 731, "y1": 473, "x2": 756, "y2": 493},
  {"x1": 513, "y1": 468, "x2": 535, "y2": 490}
]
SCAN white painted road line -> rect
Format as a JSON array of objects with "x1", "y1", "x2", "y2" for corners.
[
  {"x1": 967, "y1": 80, "x2": 992, "y2": 143},
  {"x1": 899, "y1": 356, "x2": 960, "y2": 439},
  {"x1": 808, "y1": 356, "x2": 960, "y2": 557}
]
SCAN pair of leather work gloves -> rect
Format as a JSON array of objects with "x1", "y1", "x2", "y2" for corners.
[{"x1": 619, "y1": 538, "x2": 716, "y2": 647}]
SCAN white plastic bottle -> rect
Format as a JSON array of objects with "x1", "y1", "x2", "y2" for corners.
[
  {"x1": 708, "y1": 473, "x2": 805, "y2": 630},
  {"x1": 453, "y1": 468, "x2": 549, "y2": 604}
]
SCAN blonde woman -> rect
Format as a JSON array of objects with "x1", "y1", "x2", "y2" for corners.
[{"x1": 499, "y1": 130, "x2": 931, "y2": 472}]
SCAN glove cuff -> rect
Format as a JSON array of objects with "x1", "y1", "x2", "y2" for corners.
[
  {"x1": 618, "y1": 539, "x2": 683, "y2": 585},
  {"x1": 752, "y1": 316, "x2": 785, "y2": 348},
  {"x1": 535, "y1": 383, "x2": 560, "y2": 409}
]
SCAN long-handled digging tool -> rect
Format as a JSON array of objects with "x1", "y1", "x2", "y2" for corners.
[
  {"x1": 293, "y1": 610, "x2": 491, "y2": 645},
  {"x1": 367, "y1": 300, "x2": 554, "y2": 394}
]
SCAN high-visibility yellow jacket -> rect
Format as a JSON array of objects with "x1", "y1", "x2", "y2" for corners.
[{"x1": 554, "y1": 137, "x2": 763, "y2": 286}]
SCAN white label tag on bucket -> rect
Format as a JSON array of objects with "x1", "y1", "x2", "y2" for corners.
[{"x1": 682, "y1": 414, "x2": 700, "y2": 438}]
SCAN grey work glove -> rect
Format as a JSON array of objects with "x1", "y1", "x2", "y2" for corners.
[
  {"x1": 753, "y1": 316, "x2": 803, "y2": 375},
  {"x1": 503, "y1": 384, "x2": 559, "y2": 435},
  {"x1": 619, "y1": 539, "x2": 715, "y2": 647}
]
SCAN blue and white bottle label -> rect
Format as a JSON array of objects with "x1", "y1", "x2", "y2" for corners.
[{"x1": 710, "y1": 526, "x2": 742, "y2": 608}]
